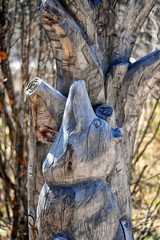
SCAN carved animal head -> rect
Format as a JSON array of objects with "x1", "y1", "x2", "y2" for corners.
[
  {"x1": 62, "y1": 80, "x2": 121, "y2": 160},
  {"x1": 43, "y1": 80, "x2": 121, "y2": 183}
]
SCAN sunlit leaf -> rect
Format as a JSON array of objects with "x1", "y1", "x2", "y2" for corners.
[
  {"x1": 0, "y1": 52, "x2": 7, "y2": 60},
  {"x1": 9, "y1": 99, "x2": 14, "y2": 105},
  {"x1": 17, "y1": 157, "x2": 25, "y2": 164}
]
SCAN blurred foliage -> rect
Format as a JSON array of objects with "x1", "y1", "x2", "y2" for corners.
[
  {"x1": 131, "y1": 98, "x2": 160, "y2": 240},
  {"x1": 0, "y1": 0, "x2": 160, "y2": 239},
  {"x1": 0, "y1": 0, "x2": 55, "y2": 239}
]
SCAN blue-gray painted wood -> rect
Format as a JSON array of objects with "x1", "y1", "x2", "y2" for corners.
[{"x1": 37, "y1": 180, "x2": 120, "y2": 240}]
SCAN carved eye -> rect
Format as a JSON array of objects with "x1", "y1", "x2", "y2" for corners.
[
  {"x1": 95, "y1": 104, "x2": 113, "y2": 120},
  {"x1": 93, "y1": 119, "x2": 101, "y2": 128}
]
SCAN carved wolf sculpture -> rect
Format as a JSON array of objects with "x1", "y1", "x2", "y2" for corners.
[{"x1": 31, "y1": 80, "x2": 133, "y2": 240}]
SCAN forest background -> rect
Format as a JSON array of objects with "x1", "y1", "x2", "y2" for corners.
[{"x1": 0, "y1": 0, "x2": 160, "y2": 239}]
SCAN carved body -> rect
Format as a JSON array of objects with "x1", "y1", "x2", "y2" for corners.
[{"x1": 37, "y1": 180, "x2": 120, "y2": 240}]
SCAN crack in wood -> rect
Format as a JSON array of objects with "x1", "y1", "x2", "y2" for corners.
[{"x1": 151, "y1": 62, "x2": 160, "y2": 73}]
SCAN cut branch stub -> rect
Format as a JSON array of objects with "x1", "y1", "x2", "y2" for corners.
[
  {"x1": 26, "y1": 77, "x2": 66, "y2": 128},
  {"x1": 26, "y1": 77, "x2": 66, "y2": 143}
]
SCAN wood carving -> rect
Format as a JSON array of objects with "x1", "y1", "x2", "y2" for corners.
[
  {"x1": 26, "y1": 1, "x2": 160, "y2": 239},
  {"x1": 27, "y1": 79, "x2": 133, "y2": 240},
  {"x1": 26, "y1": 78, "x2": 66, "y2": 239}
]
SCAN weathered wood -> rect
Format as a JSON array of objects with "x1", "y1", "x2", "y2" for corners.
[
  {"x1": 26, "y1": 78, "x2": 66, "y2": 239},
  {"x1": 39, "y1": 0, "x2": 158, "y2": 103},
  {"x1": 28, "y1": 80, "x2": 132, "y2": 240},
  {"x1": 26, "y1": 1, "x2": 160, "y2": 239}
]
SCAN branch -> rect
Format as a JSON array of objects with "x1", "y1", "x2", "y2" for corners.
[
  {"x1": 138, "y1": 186, "x2": 160, "y2": 239},
  {"x1": 125, "y1": 50, "x2": 160, "y2": 84},
  {"x1": 132, "y1": 118, "x2": 160, "y2": 168},
  {"x1": 131, "y1": 165, "x2": 148, "y2": 196},
  {"x1": 123, "y1": 50, "x2": 160, "y2": 123},
  {"x1": 39, "y1": 0, "x2": 85, "y2": 95},
  {"x1": 133, "y1": 97, "x2": 159, "y2": 158},
  {"x1": 133, "y1": 0, "x2": 158, "y2": 35},
  {"x1": 0, "y1": 153, "x2": 15, "y2": 190},
  {"x1": 40, "y1": 2, "x2": 105, "y2": 104},
  {"x1": 39, "y1": 0, "x2": 103, "y2": 70}
]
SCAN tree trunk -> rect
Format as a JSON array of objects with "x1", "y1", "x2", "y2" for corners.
[{"x1": 26, "y1": 1, "x2": 160, "y2": 239}]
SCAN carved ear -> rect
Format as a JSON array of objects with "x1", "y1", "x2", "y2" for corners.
[
  {"x1": 95, "y1": 104, "x2": 113, "y2": 120},
  {"x1": 62, "y1": 80, "x2": 96, "y2": 136}
]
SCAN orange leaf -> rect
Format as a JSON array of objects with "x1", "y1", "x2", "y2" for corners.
[
  {"x1": 0, "y1": 52, "x2": 7, "y2": 60},
  {"x1": 10, "y1": 228, "x2": 13, "y2": 232},
  {"x1": 9, "y1": 98, "x2": 14, "y2": 105},
  {"x1": 19, "y1": 224, "x2": 23, "y2": 228},
  {"x1": 18, "y1": 157, "x2": 25, "y2": 164},
  {"x1": 11, "y1": 198, "x2": 16, "y2": 208}
]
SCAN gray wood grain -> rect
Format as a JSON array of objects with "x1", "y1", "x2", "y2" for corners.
[
  {"x1": 27, "y1": 1, "x2": 160, "y2": 239},
  {"x1": 27, "y1": 80, "x2": 133, "y2": 239},
  {"x1": 26, "y1": 78, "x2": 66, "y2": 239}
]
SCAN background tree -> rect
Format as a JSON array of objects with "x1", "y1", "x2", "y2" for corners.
[
  {"x1": 0, "y1": 0, "x2": 160, "y2": 239},
  {"x1": 0, "y1": 0, "x2": 55, "y2": 239}
]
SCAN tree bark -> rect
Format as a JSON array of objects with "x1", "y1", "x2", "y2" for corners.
[{"x1": 26, "y1": 1, "x2": 160, "y2": 239}]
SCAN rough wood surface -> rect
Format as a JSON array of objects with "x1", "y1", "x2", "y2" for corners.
[
  {"x1": 38, "y1": 1, "x2": 160, "y2": 180},
  {"x1": 39, "y1": 0, "x2": 158, "y2": 103},
  {"x1": 27, "y1": 1, "x2": 160, "y2": 239},
  {"x1": 26, "y1": 78, "x2": 66, "y2": 239},
  {"x1": 27, "y1": 80, "x2": 132, "y2": 239}
]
